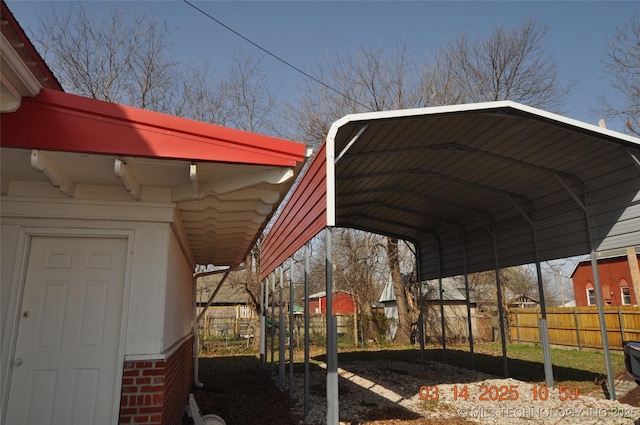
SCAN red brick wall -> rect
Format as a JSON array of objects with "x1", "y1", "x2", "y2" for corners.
[
  {"x1": 162, "y1": 337, "x2": 193, "y2": 425},
  {"x1": 572, "y1": 257, "x2": 639, "y2": 307},
  {"x1": 119, "y1": 336, "x2": 193, "y2": 425}
]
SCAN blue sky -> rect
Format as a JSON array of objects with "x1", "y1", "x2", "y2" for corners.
[
  {"x1": 7, "y1": 0, "x2": 635, "y2": 286},
  {"x1": 6, "y1": 0, "x2": 638, "y2": 133}
]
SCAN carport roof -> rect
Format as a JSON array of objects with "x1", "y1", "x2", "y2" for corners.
[{"x1": 262, "y1": 101, "x2": 640, "y2": 280}]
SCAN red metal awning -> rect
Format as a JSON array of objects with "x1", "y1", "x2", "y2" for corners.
[
  {"x1": 1, "y1": 89, "x2": 308, "y2": 267},
  {"x1": 261, "y1": 143, "x2": 328, "y2": 275},
  {"x1": 2, "y1": 89, "x2": 306, "y2": 167}
]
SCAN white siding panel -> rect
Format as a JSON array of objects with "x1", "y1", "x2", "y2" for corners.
[{"x1": 163, "y1": 227, "x2": 193, "y2": 350}]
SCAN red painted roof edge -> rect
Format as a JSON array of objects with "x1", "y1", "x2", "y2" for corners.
[
  {"x1": 2, "y1": 88, "x2": 307, "y2": 166},
  {"x1": 1, "y1": 1, "x2": 63, "y2": 91}
]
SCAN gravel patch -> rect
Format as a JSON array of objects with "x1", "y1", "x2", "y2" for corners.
[{"x1": 292, "y1": 359, "x2": 639, "y2": 425}]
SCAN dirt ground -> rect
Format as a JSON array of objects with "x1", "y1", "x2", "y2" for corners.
[
  {"x1": 185, "y1": 349, "x2": 639, "y2": 425},
  {"x1": 185, "y1": 353, "x2": 472, "y2": 425},
  {"x1": 185, "y1": 355, "x2": 299, "y2": 425}
]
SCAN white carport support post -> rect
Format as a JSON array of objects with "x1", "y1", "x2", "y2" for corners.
[
  {"x1": 437, "y1": 246, "x2": 446, "y2": 359},
  {"x1": 326, "y1": 227, "x2": 339, "y2": 425},
  {"x1": 279, "y1": 267, "x2": 286, "y2": 391},
  {"x1": 509, "y1": 198, "x2": 554, "y2": 388},
  {"x1": 271, "y1": 274, "x2": 276, "y2": 374},
  {"x1": 490, "y1": 221, "x2": 509, "y2": 378},
  {"x1": 556, "y1": 176, "x2": 616, "y2": 400},
  {"x1": 264, "y1": 277, "x2": 269, "y2": 365},
  {"x1": 415, "y1": 245, "x2": 425, "y2": 364},
  {"x1": 289, "y1": 258, "x2": 295, "y2": 399},
  {"x1": 304, "y1": 244, "x2": 311, "y2": 418},
  {"x1": 260, "y1": 280, "x2": 266, "y2": 366},
  {"x1": 459, "y1": 232, "x2": 475, "y2": 370},
  {"x1": 474, "y1": 212, "x2": 508, "y2": 377},
  {"x1": 529, "y1": 210, "x2": 554, "y2": 388},
  {"x1": 424, "y1": 232, "x2": 447, "y2": 360},
  {"x1": 192, "y1": 274, "x2": 204, "y2": 388},
  {"x1": 441, "y1": 222, "x2": 476, "y2": 369}
]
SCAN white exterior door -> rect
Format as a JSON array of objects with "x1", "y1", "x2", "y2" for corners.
[{"x1": 6, "y1": 236, "x2": 127, "y2": 425}]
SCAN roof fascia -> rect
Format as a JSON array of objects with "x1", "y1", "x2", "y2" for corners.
[
  {"x1": 1, "y1": 1, "x2": 63, "y2": 91},
  {"x1": 1, "y1": 89, "x2": 307, "y2": 167},
  {"x1": 332, "y1": 101, "x2": 640, "y2": 147}
]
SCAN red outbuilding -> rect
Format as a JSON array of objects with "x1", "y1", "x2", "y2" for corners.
[
  {"x1": 308, "y1": 290, "x2": 357, "y2": 315},
  {"x1": 571, "y1": 247, "x2": 640, "y2": 307}
]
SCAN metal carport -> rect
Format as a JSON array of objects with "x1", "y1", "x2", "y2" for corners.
[{"x1": 260, "y1": 101, "x2": 640, "y2": 424}]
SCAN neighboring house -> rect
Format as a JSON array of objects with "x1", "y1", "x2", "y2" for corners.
[
  {"x1": 504, "y1": 287, "x2": 540, "y2": 309},
  {"x1": 379, "y1": 276, "x2": 479, "y2": 342},
  {"x1": 197, "y1": 277, "x2": 254, "y2": 339},
  {"x1": 0, "y1": 3, "x2": 307, "y2": 424},
  {"x1": 378, "y1": 277, "x2": 399, "y2": 340},
  {"x1": 571, "y1": 247, "x2": 640, "y2": 307},
  {"x1": 307, "y1": 290, "x2": 357, "y2": 314}
]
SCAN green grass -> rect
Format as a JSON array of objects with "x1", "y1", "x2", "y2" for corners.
[
  {"x1": 321, "y1": 342, "x2": 626, "y2": 395},
  {"x1": 204, "y1": 338, "x2": 627, "y2": 396},
  {"x1": 469, "y1": 342, "x2": 625, "y2": 394}
]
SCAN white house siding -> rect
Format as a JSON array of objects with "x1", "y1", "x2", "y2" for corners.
[
  {"x1": 162, "y1": 226, "x2": 194, "y2": 352},
  {"x1": 0, "y1": 196, "x2": 193, "y2": 419}
]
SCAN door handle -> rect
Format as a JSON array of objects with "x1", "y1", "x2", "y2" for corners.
[{"x1": 13, "y1": 358, "x2": 22, "y2": 366}]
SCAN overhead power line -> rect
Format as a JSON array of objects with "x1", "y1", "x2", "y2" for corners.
[{"x1": 182, "y1": 0, "x2": 367, "y2": 109}]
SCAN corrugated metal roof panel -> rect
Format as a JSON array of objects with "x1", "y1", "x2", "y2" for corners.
[
  {"x1": 261, "y1": 143, "x2": 328, "y2": 276},
  {"x1": 262, "y1": 102, "x2": 640, "y2": 281}
]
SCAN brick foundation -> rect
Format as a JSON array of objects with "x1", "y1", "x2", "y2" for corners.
[{"x1": 119, "y1": 336, "x2": 193, "y2": 425}]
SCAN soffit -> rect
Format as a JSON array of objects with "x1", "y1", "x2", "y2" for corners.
[
  {"x1": 1, "y1": 90, "x2": 307, "y2": 268},
  {"x1": 1, "y1": 2, "x2": 63, "y2": 112}
]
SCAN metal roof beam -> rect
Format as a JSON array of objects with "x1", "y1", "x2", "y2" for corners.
[
  {"x1": 340, "y1": 186, "x2": 486, "y2": 216},
  {"x1": 342, "y1": 167, "x2": 530, "y2": 203},
  {"x1": 335, "y1": 124, "x2": 368, "y2": 165},
  {"x1": 429, "y1": 143, "x2": 581, "y2": 183},
  {"x1": 338, "y1": 214, "x2": 425, "y2": 242},
  {"x1": 410, "y1": 168, "x2": 531, "y2": 206},
  {"x1": 554, "y1": 175, "x2": 587, "y2": 212},
  {"x1": 626, "y1": 149, "x2": 640, "y2": 172},
  {"x1": 338, "y1": 200, "x2": 451, "y2": 224}
]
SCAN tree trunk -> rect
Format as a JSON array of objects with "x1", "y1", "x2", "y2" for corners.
[{"x1": 386, "y1": 237, "x2": 412, "y2": 344}]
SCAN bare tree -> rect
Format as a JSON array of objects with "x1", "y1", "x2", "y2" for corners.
[
  {"x1": 599, "y1": 13, "x2": 640, "y2": 136},
  {"x1": 293, "y1": 18, "x2": 568, "y2": 345},
  {"x1": 290, "y1": 41, "x2": 423, "y2": 344},
  {"x1": 288, "y1": 41, "x2": 421, "y2": 148},
  {"x1": 219, "y1": 53, "x2": 281, "y2": 135},
  {"x1": 172, "y1": 62, "x2": 228, "y2": 124},
  {"x1": 385, "y1": 237, "x2": 415, "y2": 343},
  {"x1": 424, "y1": 16, "x2": 572, "y2": 112},
  {"x1": 34, "y1": 5, "x2": 181, "y2": 112},
  {"x1": 332, "y1": 229, "x2": 387, "y2": 341},
  {"x1": 32, "y1": 4, "x2": 282, "y2": 137}
]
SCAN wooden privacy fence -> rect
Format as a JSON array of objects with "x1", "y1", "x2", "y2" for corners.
[
  {"x1": 510, "y1": 306, "x2": 640, "y2": 351},
  {"x1": 308, "y1": 314, "x2": 354, "y2": 337}
]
